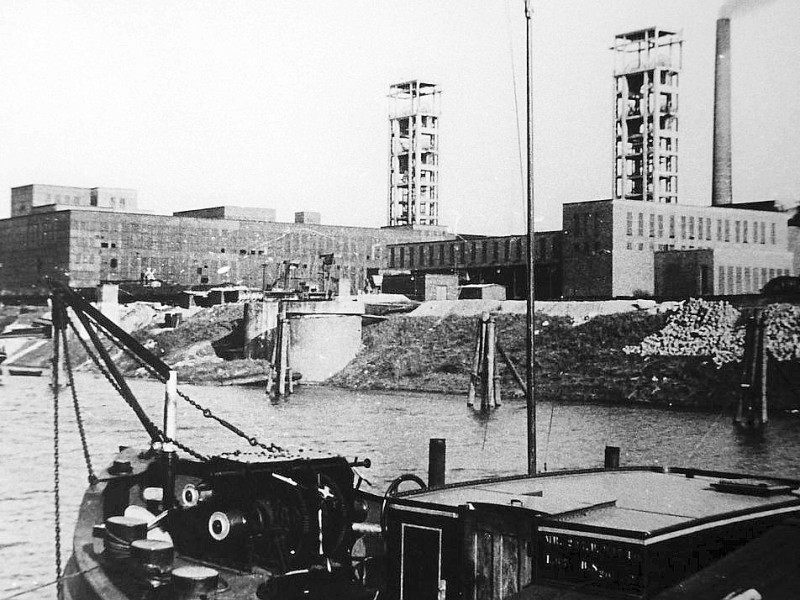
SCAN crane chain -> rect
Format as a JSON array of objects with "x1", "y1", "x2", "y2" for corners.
[
  {"x1": 61, "y1": 327, "x2": 97, "y2": 485},
  {"x1": 51, "y1": 328, "x2": 64, "y2": 600},
  {"x1": 72, "y1": 310, "x2": 284, "y2": 456},
  {"x1": 176, "y1": 388, "x2": 284, "y2": 454},
  {"x1": 66, "y1": 317, "x2": 207, "y2": 461}
]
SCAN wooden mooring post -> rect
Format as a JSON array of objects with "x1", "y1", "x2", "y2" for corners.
[
  {"x1": 467, "y1": 312, "x2": 521, "y2": 411},
  {"x1": 267, "y1": 304, "x2": 293, "y2": 398},
  {"x1": 735, "y1": 308, "x2": 768, "y2": 428}
]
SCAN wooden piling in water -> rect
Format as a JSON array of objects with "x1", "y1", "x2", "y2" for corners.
[
  {"x1": 736, "y1": 308, "x2": 768, "y2": 428},
  {"x1": 467, "y1": 318, "x2": 483, "y2": 408},
  {"x1": 497, "y1": 341, "x2": 527, "y2": 396},
  {"x1": 467, "y1": 312, "x2": 505, "y2": 411},
  {"x1": 484, "y1": 316, "x2": 496, "y2": 411},
  {"x1": 276, "y1": 308, "x2": 288, "y2": 397}
]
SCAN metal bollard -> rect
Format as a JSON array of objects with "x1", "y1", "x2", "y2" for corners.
[
  {"x1": 428, "y1": 438, "x2": 446, "y2": 488},
  {"x1": 604, "y1": 446, "x2": 620, "y2": 469}
]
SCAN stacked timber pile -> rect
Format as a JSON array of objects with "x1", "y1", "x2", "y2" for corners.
[{"x1": 625, "y1": 299, "x2": 800, "y2": 366}]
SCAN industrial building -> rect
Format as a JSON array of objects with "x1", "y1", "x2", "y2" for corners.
[
  {"x1": 386, "y1": 20, "x2": 797, "y2": 301},
  {"x1": 562, "y1": 199, "x2": 794, "y2": 298},
  {"x1": 0, "y1": 187, "x2": 451, "y2": 299},
  {"x1": 11, "y1": 184, "x2": 138, "y2": 217},
  {"x1": 387, "y1": 81, "x2": 441, "y2": 227},
  {"x1": 3, "y1": 23, "x2": 797, "y2": 303},
  {"x1": 387, "y1": 231, "x2": 563, "y2": 300},
  {"x1": 388, "y1": 200, "x2": 796, "y2": 300}
]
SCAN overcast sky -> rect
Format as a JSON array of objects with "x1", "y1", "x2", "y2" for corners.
[{"x1": 1, "y1": 0, "x2": 798, "y2": 234}]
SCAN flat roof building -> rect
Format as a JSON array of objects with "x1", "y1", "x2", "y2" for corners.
[
  {"x1": 0, "y1": 196, "x2": 451, "y2": 298},
  {"x1": 11, "y1": 184, "x2": 138, "y2": 217}
]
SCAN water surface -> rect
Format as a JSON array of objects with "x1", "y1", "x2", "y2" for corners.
[{"x1": 2, "y1": 373, "x2": 799, "y2": 598}]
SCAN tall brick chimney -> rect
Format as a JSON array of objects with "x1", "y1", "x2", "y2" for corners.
[{"x1": 712, "y1": 18, "x2": 733, "y2": 206}]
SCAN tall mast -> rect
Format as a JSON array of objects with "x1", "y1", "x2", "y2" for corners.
[{"x1": 525, "y1": 0, "x2": 536, "y2": 476}]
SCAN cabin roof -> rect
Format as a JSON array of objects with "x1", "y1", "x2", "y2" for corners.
[{"x1": 399, "y1": 470, "x2": 800, "y2": 535}]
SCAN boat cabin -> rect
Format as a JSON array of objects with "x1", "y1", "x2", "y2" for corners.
[{"x1": 382, "y1": 467, "x2": 800, "y2": 599}]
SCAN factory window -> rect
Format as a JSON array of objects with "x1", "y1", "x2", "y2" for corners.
[
  {"x1": 735, "y1": 267, "x2": 743, "y2": 294},
  {"x1": 743, "y1": 221, "x2": 748, "y2": 243},
  {"x1": 760, "y1": 222, "x2": 766, "y2": 244},
  {"x1": 626, "y1": 241, "x2": 633, "y2": 250},
  {"x1": 626, "y1": 212, "x2": 633, "y2": 236},
  {"x1": 220, "y1": 248, "x2": 225, "y2": 253},
  {"x1": 250, "y1": 250, "x2": 256, "y2": 255},
  {"x1": 769, "y1": 268, "x2": 775, "y2": 281},
  {"x1": 669, "y1": 216, "x2": 675, "y2": 238},
  {"x1": 688, "y1": 216, "x2": 694, "y2": 239},
  {"x1": 680, "y1": 216, "x2": 686, "y2": 239},
  {"x1": 734, "y1": 221, "x2": 740, "y2": 243},
  {"x1": 109, "y1": 258, "x2": 118, "y2": 269},
  {"x1": 637, "y1": 213, "x2": 644, "y2": 237},
  {"x1": 770, "y1": 223, "x2": 776, "y2": 245},
  {"x1": 493, "y1": 241, "x2": 500, "y2": 262},
  {"x1": 100, "y1": 242, "x2": 109, "y2": 248},
  {"x1": 649, "y1": 214, "x2": 655, "y2": 237},
  {"x1": 744, "y1": 268, "x2": 751, "y2": 292},
  {"x1": 638, "y1": 243, "x2": 644, "y2": 251},
  {"x1": 718, "y1": 266, "x2": 725, "y2": 293},
  {"x1": 657, "y1": 215, "x2": 664, "y2": 238},
  {"x1": 399, "y1": 247, "x2": 405, "y2": 265},
  {"x1": 761, "y1": 268, "x2": 767, "y2": 287},
  {"x1": 724, "y1": 220, "x2": 730, "y2": 242},
  {"x1": 258, "y1": 250, "x2": 264, "y2": 255},
  {"x1": 728, "y1": 266, "x2": 735, "y2": 294},
  {"x1": 706, "y1": 218, "x2": 712, "y2": 241}
]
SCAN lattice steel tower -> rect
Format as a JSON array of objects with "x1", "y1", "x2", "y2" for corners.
[
  {"x1": 387, "y1": 81, "x2": 441, "y2": 226},
  {"x1": 613, "y1": 28, "x2": 682, "y2": 203}
]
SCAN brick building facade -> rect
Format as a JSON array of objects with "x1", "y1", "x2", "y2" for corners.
[
  {"x1": 387, "y1": 232, "x2": 563, "y2": 300},
  {"x1": 0, "y1": 189, "x2": 451, "y2": 298},
  {"x1": 562, "y1": 199, "x2": 794, "y2": 298}
]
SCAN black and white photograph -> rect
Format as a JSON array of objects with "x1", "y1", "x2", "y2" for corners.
[{"x1": 1, "y1": 1, "x2": 799, "y2": 598}]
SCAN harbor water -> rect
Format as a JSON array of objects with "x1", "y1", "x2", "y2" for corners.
[{"x1": 2, "y1": 372, "x2": 800, "y2": 599}]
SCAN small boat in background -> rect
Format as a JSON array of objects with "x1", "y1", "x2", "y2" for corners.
[{"x1": 7, "y1": 366, "x2": 43, "y2": 376}]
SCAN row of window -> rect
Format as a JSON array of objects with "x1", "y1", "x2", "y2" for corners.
[
  {"x1": 390, "y1": 237, "x2": 562, "y2": 269},
  {"x1": 718, "y1": 266, "x2": 791, "y2": 295},
  {"x1": 625, "y1": 211, "x2": 778, "y2": 245}
]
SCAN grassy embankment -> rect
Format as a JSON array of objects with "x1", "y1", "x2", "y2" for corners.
[
  {"x1": 5, "y1": 299, "x2": 797, "y2": 412},
  {"x1": 329, "y1": 306, "x2": 800, "y2": 412}
]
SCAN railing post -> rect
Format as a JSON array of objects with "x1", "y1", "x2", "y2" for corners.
[
  {"x1": 164, "y1": 370, "x2": 178, "y2": 440},
  {"x1": 163, "y1": 370, "x2": 178, "y2": 508}
]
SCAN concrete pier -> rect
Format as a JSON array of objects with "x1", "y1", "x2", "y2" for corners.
[{"x1": 284, "y1": 299, "x2": 364, "y2": 383}]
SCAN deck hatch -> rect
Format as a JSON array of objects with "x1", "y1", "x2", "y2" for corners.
[{"x1": 710, "y1": 479, "x2": 795, "y2": 496}]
